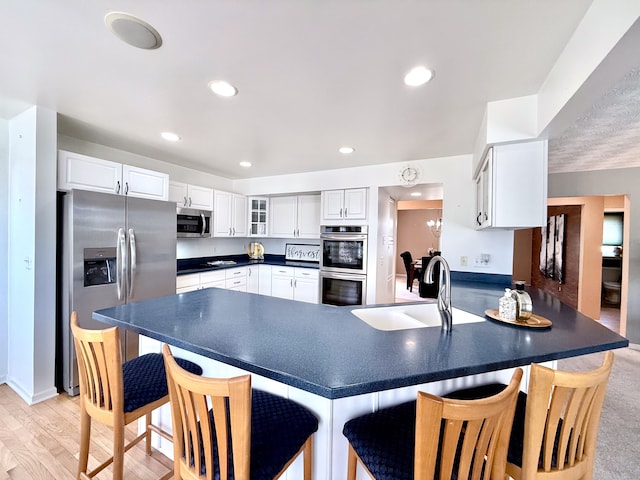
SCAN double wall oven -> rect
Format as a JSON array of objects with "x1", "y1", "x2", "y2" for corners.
[{"x1": 320, "y1": 225, "x2": 367, "y2": 306}]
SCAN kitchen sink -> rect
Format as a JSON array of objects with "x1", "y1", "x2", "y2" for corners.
[{"x1": 351, "y1": 303, "x2": 484, "y2": 331}]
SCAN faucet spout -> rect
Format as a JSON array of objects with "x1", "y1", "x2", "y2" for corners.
[{"x1": 423, "y1": 255, "x2": 452, "y2": 332}]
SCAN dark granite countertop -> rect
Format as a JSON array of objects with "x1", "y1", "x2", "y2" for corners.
[
  {"x1": 177, "y1": 254, "x2": 319, "y2": 275},
  {"x1": 93, "y1": 281, "x2": 628, "y2": 399}
]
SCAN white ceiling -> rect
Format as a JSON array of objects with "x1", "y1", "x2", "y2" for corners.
[{"x1": 0, "y1": 0, "x2": 600, "y2": 184}]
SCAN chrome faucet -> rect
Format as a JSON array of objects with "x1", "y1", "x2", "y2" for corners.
[{"x1": 424, "y1": 255, "x2": 452, "y2": 332}]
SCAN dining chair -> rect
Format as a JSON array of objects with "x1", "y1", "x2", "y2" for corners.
[
  {"x1": 400, "y1": 251, "x2": 421, "y2": 292},
  {"x1": 162, "y1": 343, "x2": 319, "y2": 480},
  {"x1": 342, "y1": 368, "x2": 523, "y2": 479},
  {"x1": 71, "y1": 311, "x2": 202, "y2": 480}
]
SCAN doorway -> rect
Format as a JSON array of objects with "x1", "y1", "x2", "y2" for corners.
[
  {"x1": 396, "y1": 199, "x2": 442, "y2": 303},
  {"x1": 512, "y1": 195, "x2": 628, "y2": 335}
]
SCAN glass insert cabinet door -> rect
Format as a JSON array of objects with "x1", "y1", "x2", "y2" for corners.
[{"x1": 249, "y1": 197, "x2": 268, "y2": 236}]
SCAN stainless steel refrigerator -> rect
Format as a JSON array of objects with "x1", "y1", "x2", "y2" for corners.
[{"x1": 58, "y1": 189, "x2": 176, "y2": 395}]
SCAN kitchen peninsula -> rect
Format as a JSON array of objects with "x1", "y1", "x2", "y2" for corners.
[{"x1": 94, "y1": 282, "x2": 627, "y2": 479}]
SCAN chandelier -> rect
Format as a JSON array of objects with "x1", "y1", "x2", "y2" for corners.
[{"x1": 427, "y1": 214, "x2": 442, "y2": 238}]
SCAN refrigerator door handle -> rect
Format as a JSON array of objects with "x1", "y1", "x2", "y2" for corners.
[
  {"x1": 128, "y1": 228, "x2": 137, "y2": 298},
  {"x1": 116, "y1": 227, "x2": 126, "y2": 300}
]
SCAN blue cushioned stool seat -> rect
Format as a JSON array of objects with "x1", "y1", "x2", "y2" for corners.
[
  {"x1": 122, "y1": 353, "x2": 202, "y2": 412},
  {"x1": 342, "y1": 400, "x2": 417, "y2": 480},
  {"x1": 201, "y1": 389, "x2": 319, "y2": 479}
]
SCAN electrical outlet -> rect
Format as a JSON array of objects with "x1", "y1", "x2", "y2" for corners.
[{"x1": 460, "y1": 256, "x2": 468, "y2": 266}]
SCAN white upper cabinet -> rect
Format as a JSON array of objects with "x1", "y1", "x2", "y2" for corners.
[
  {"x1": 269, "y1": 194, "x2": 320, "y2": 238},
  {"x1": 169, "y1": 181, "x2": 213, "y2": 210},
  {"x1": 297, "y1": 194, "x2": 321, "y2": 237},
  {"x1": 58, "y1": 150, "x2": 169, "y2": 200},
  {"x1": 475, "y1": 141, "x2": 547, "y2": 229},
  {"x1": 248, "y1": 197, "x2": 269, "y2": 237},
  {"x1": 58, "y1": 150, "x2": 122, "y2": 195},
  {"x1": 213, "y1": 190, "x2": 247, "y2": 237},
  {"x1": 321, "y1": 188, "x2": 367, "y2": 222},
  {"x1": 122, "y1": 165, "x2": 169, "y2": 200}
]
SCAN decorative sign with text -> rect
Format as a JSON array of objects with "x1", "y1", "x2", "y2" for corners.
[{"x1": 285, "y1": 244, "x2": 320, "y2": 262}]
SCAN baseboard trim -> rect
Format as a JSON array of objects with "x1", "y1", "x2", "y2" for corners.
[{"x1": 7, "y1": 377, "x2": 58, "y2": 405}]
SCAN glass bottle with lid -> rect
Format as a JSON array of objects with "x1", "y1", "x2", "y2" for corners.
[
  {"x1": 511, "y1": 281, "x2": 532, "y2": 319},
  {"x1": 499, "y1": 288, "x2": 517, "y2": 321}
]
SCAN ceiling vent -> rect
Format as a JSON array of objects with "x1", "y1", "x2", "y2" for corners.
[{"x1": 105, "y1": 12, "x2": 162, "y2": 50}]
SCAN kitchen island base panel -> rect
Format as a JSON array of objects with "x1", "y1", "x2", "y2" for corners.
[{"x1": 139, "y1": 336, "x2": 539, "y2": 480}]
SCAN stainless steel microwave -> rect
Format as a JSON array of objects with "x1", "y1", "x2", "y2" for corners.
[{"x1": 177, "y1": 207, "x2": 211, "y2": 238}]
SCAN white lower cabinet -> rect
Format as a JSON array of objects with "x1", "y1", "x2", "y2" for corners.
[
  {"x1": 225, "y1": 267, "x2": 247, "y2": 292},
  {"x1": 176, "y1": 273, "x2": 201, "y2": 294},
  {"x1": 177, "y1": 268, "x2": 247, "y2": 293},
  {"x1": 198, "y1": 270, "x2": 226, "y2": 290},
  {"x1": 258, "y1": 265, "x2": 272, "y2": 296},
  {"x1": 247, "y1": 265, "x2": 272, "y2": 295},
  {"x1": 271, "y1": 266, "x2": 319, "y2": 304},
  {"x1": 178, "y1": 265, "x2": 316, "y2": 302}
]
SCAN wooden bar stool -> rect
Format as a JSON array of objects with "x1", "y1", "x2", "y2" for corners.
[
  {"x1": 342, "y1": 368, "x2": 523, "y2": 479},
  {"x1": 162, "y1": 343, "x2": 319, "y2": 480},
  {"x1": 71, "y1": 311, "x2": 203, "y2": 480},
  {"x1": 507, "y1": 351, "x2": 614, "y2": 480},
  {"x1": 444, "y1": 352, "x2": 614, "y2": 480}
]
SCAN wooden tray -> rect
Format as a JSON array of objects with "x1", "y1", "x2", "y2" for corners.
[{"x1": 484, "y1": 309, "x2": 552, "y2": 328}]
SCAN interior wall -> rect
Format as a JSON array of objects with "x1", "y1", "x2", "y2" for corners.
[
  {"x1": 512, "y1": 229, "x2": 532, "y2": 284},
  {"x1": 396, "y1": 209, "x2": 442, "y2": 276},
  {"x1": 376, "y1": 191, "x2": 397, "y2": 304},
  {"x1": 548, "y1": 170, "x2": 637, "y2": 342},
  {"x1": 0, "y1": 118, "x2": 8, "y2": 383},
  {"x1": 530, "y1": 205, "x2": 582, "y2": 310},
  {"x1": 549, "y1": 197, "x2": 605, "y2": 322},
  {"x1": 8, "y1": 106, "x2": 58, "y2": 404},
  {"x1": 235, "y1": 154, "x2": 517, "y2": 277}
]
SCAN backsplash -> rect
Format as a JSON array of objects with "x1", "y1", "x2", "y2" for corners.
[{"x1": 177, "y1": 237, "x2": 320, "y2": 259}]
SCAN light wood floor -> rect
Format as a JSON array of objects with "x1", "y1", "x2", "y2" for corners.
[
  {"x1": 0, "y1": 385, "x2": 173, "y2": 480},
  {"x1": 599, "y1": 305, "x2": 621, "y2": 334}
]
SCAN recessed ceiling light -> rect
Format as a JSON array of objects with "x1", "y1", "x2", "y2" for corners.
[
  {"x1": 239, "y1": 161, "x2": 252, "y2": 168},
  {"x1": 410, "y1": 192, "x2": 422, "y2": 197},
  {"x1": 339, "y1": 146, "x2": 355, "y2": 154},
  {"x1": 161, "y1": 132, "x2": 181, "y2": 142},
  {"x1": 105, "y1": 12, "x2": 163, "y2": 50},
  {"x1": 404, "y1": 66, "x2": 435, "y2": 86},
  {"x1": 208, "y1": 80, "x2": 238, "y2": 97}
]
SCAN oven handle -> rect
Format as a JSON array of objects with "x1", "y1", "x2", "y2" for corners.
[
  {"x1": 320, "y1": 234, "x2": 368, "y2": 242},
  {"x1": 320, "y1": 271, "x2": 367, "y2": 281}
]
